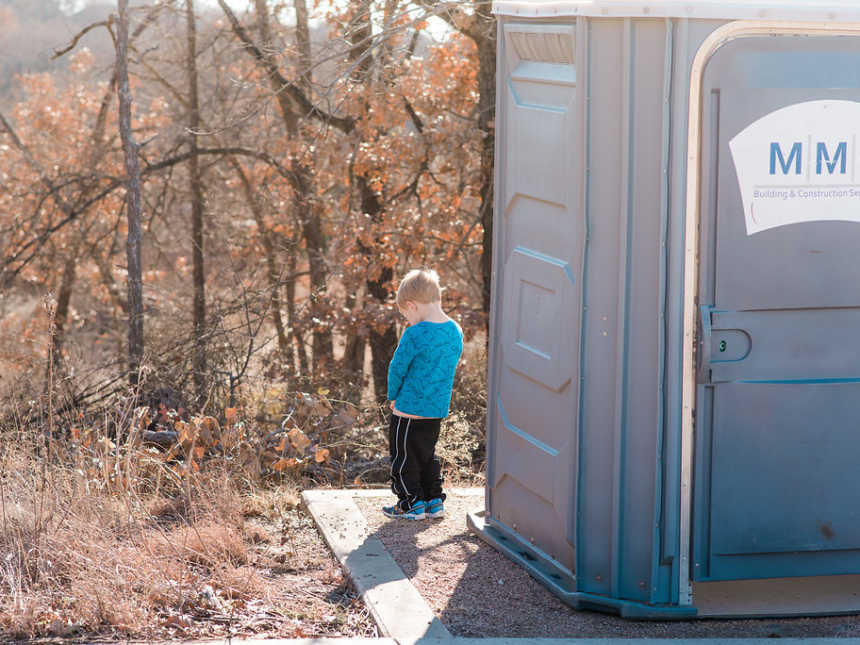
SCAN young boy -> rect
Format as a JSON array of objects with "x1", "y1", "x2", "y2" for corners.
[{"x1": 384, "y1": 269, "x2": 463, "y2": 520}]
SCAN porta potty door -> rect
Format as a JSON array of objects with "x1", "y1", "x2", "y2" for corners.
[{"x1": 693, "y1": 32, "x2": 860, "y2": 582}]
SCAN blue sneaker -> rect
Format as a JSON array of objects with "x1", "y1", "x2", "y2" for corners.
[
  {"x1": 382, "y1": 499, "x2": 426, "y2": 520},
  {"x1": 426, "y1": 497, "x2": 444, "y2": 518}
]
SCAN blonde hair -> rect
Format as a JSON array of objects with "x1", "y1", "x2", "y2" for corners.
[{"x1": 396, "y1": 269, "x2": 442, "y2": 306}]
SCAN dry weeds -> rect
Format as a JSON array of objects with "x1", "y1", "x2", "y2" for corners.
[
  {"x1": 0, "y1": 327, "x2": 488, "y2": 642},
  {"x1": 0, "y1": 433, "x2": 376, "y2": 641}
]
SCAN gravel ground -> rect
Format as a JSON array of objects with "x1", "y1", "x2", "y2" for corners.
[{"x1": 354, "y1": 492, "x2": 860, "y2": 639}]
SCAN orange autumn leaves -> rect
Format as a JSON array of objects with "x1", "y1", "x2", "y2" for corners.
[
  {"x1": 64, "y1": 389, "x2": 350, "y2": 488},
  {"x1": 0, "y1": 3, "x2": 488, "y2": 400},
  {"x1": 271, "y1": 427, "x2": 329, "y2": 473}
]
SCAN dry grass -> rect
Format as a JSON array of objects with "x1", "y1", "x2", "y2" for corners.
[
  {"x1": 440, "y1": 336, "x2": 488, "y2": 487},
  {"x1": 0, "y1": 326, "x2": 488, "y2": 641},
  {"x1": 0, "y1": 427, "x2": 376, "y2": 641}
]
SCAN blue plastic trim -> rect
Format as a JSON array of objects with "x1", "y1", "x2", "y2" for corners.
[
  {"x1": 468, "y1": 511, "x2": 698, "y2": 620},
  {"x1": 664, "y1": 16, "x2": 691, "y2": 606},
  {"x1": 507, "y1": 78, "x2": 569, "y2": 113},
  {"x1": 610, "y1": 15, "x2": 636, "y2": 600},
  {"x1": 651, "y1": 16, "x2": 674, "y2": 607},
  {"x1": 575, "y1": 17, "x2": 593, "y2": 587},
  {"x1": 497, "y1": 396, "x2": 560, "y2": 456},
  {"x1": 512, "y1": 245, "x2": 576, "y2": 285}
]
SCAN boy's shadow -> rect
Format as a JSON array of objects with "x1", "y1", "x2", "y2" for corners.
[{"x1": 353, "y1": 496, "x2": 502, "y2": 639}]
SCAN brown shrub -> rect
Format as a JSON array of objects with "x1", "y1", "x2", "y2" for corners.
[{"x1": 0, "y1": 430, "x2": 268, "y2": 638}]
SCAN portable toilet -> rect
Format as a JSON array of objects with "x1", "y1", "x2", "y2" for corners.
[{"x1": 469, "y1": 0, "x2": 860, "y2": 618}]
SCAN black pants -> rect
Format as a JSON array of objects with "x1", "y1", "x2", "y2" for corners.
[{"x1": 388, "y1": 414, "x2": 445, "y2": 508}]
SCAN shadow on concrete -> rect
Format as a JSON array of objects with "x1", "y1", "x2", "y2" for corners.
[{"x1": 342, "y1": 517, "x2": 451, "y2": 641}]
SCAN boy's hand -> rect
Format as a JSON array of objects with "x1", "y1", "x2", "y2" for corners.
[{"x1": 389, "y1": 401, "x2": 395, "y2": 411}]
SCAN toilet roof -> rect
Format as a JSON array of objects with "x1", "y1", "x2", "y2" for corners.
[{"x1": 493, "y1": 0, "x2": 860, "y2": 21}]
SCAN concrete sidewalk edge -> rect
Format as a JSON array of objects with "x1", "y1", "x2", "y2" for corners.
[{"x1": 302, "y1": 489, "x2": 451, "y2": 642}]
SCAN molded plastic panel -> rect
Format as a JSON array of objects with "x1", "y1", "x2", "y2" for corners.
[
  {"x1": 487, "y1": 20, "x2": 581, "y2": 574},
  {"x1": 501, "y1": 246, "x2": 576, "y2": 391}
]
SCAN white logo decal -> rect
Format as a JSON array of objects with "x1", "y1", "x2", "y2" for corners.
[{"x1": 729, "y1": 100, "x2": 860, "y2": 235}]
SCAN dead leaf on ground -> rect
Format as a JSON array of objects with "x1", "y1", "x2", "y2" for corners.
[
  {"x1": 288, "y1": 427, "x2": 311, "y2": 453},
  {"x1": 273, "y1": 457, "x2": 298, "y2": 472},
  {"x1": 191, "y1": 415, "x2": 220, "y2": 447}
]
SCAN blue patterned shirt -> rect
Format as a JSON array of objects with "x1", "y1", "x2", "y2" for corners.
[{"x1": 387, "y1": 319, "x2": 463, "y2": 418}]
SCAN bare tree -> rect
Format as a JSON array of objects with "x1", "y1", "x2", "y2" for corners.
[
  {"x1": 346, "y1": 0, "x2": 398, "y2": 403},
  {"x1": 415, "y1": 1, "x2": 496, "y2": 322},
  {"x1": 185, "y1": 0, "x2": 207, "y2": 401},
  {"x1": 219, "y1": 0, "x2": 335, "y2": 376},
  {"x1": 116, "y1": 0, "x2": 144, "y2": 384}
]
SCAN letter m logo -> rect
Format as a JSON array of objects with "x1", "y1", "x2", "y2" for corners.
[
  {"x1": 817, "y1": 141, "x2": 847, "y2": 175},
  {"x1": 770, "y1": 142, "x2": 802, "y2": 175}
]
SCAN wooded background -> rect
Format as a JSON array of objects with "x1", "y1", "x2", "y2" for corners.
[{"x1": 0, "y1": 0, "x2": 495, "y2": 412}]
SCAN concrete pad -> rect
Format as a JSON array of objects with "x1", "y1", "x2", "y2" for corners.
[
  {"x1": 302, "y1": 489, "x2": 451, "y2": 643},
  {"x1": 347, "y1": 488, "x2": 484, "y2": 498}
]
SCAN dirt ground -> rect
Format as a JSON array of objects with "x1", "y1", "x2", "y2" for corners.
[
  {"x1": 354, "y1": 492, "x2": 860, "y2": 639},
  {"x1": 1, "y1": 501, "x2": 378, "y2": 643},
  {"x1": 238, "y1": 506, "x2": 379, "y2": 640}
]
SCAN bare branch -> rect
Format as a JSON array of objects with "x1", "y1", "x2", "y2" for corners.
[
  {"x1": 216, "y1": 0, "x2": 355, "y2": 133},
  {"x1": 53, "y1": 3, "x2": 162, "y2": 60},
  {"x1": 402, "y1": 97, "x2": 425, "y2": 134},
  {"x1": 0, "y1": 111, "x2": 78, "y2": 217},
  {"x1": 0, "y1": 144, "x2": 302, "y2": 289},
  {"x1": 52, "y1": 20, "x2": 112, "y2": 59},
  {"x1": 145, "y1": 146, "x2": 302, "y2": 191}
]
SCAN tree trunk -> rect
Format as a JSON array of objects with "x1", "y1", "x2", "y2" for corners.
[
  {"x1": 341, "y1": 285, "x2": 365, "y2": 399},
  {"x1": 349, "y1": 0, "x2": 396, "y2": 403},
  {"x1": 248, "y1": 0, "x2": 332, "y2": 375},
  {"x1": 185, "y1": 0, "x2": 207, "y2": 402},
  {"x1": 290, "y1": 0, "x2": 334, "y2": 375},
  {"x1": 293, "y1": 0, "x2": 312, "y2": 92},
  {"x1": 45, "y1": 236, "x2": 81, "y2": 389},
  {"x1": 298, "y1": 196, "x2": 332, "y2": 375},
  {"x1": 116, "y1": 0, "x2": 144, "y2": 385},
  {"x1": 422, "y1": 1, "x2": 497, "y2": 329},
  {"x1": 232, "y1": 159, "x2": 292, "y2": 368},
  {"x1": 285, "y1": 241, "x2": 309, "y2": 376},
  {"x1": 475, "y1": 7, "x2": 497, "y2": 327},
  {"x1": 356, "y1": 177, "x2": 396, "y2": 403}
]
